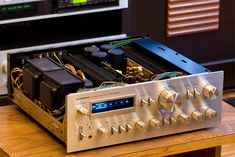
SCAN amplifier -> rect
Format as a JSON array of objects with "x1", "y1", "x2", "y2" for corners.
[
  {"x1": 8, "y1": 36, "x2": 223, "y2": 153},
  {"x1": 0, "y1": 0, "x2": 127, "y2": 24}
]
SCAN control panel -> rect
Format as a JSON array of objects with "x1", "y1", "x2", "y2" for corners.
[{"x1": 66, "y1": 71, "x2": 223, "y2": 152}]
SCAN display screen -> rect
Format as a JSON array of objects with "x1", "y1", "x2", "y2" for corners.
[
  {"x1": 72, "y1": 0, "x2": 88, "y2": 4},
  {"x1": 92, "y1": 97, "x2": 134, "y2": 114},
  {"x1": 0, "y1": 4, "x2": 32, "y2": 13}
]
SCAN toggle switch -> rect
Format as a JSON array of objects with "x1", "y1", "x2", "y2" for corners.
[
  {"x1": 141, "y1": 99, "x2": 148, "y2": 106},
  {"x1": 119, "y1": 125, "x2": 126, "y2": 133},
  {"x1": 149, "y1": 98, "x2": 156, "y2": 106},
  {"x1": 111, "y1": 127, "x2": 118, "y2": 134},
  {"x1": 126, "y1": 124, "x2": 133, "y2": 132}
]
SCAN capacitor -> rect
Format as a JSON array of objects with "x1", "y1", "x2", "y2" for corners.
[
  {"x1": 84, "y1": 46, "x2": 100, "y2": 55},
  {"x1": 100, "y1": 44, "x2": 115, "y2": 51},
  {"x1": 107, "y1": 49, "x2": 124, "y2": 70},
  {"x1": 91, "y1": 51, "x2": 108, "y2": 64}
]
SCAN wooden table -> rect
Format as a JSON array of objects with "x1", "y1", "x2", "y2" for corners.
[{"x1": 0, "y1": 102, "x2": 235, "y2": 157}]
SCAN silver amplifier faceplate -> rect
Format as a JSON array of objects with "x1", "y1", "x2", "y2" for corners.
[{"x1": 66, "y1": 71, "x2": 223, "y2": 153}]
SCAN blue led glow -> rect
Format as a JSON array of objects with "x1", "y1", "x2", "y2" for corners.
[{"x1": 92, "y1": 97, "x2": 134, "y2": 114}]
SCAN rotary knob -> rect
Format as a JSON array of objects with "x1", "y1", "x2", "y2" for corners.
[
  {"x1": 192, "y1": 111, "x2": 203, "y2": 121},
  {"x1": 205, "y1": 108, "x2": 217, "y2": 119},
  {"x1": 158, "y1": 89, "x2": 183, "y2": 112},
  {"x1": 203, "y1": 84, "x2": 219, "y2": 100},
  {"x1": 135, "y1": 120, "x2": 146, "y2": 131},
  {"x1": 149, "y1": 118, "x2": 161, "y2": 128},
  {"x1": 178, "y1": 113, "x2": 190, "y2": 124},
  {"x1": 97, "y1": 127, "x2": 109, "y2": 136},
  {"x1": 76, "y1": 105, "x2": 89, "y2": 115}
]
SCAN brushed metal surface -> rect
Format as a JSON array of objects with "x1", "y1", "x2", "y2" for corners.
[{"x1": 66, "y1": 71, "x2": 223, "y2": 152}]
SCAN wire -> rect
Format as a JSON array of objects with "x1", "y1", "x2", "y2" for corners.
[
  {"x1": 53, "y1": 52, "x2": 62, "y2": 64},
  {"x1": 65, "y1": 64, "x2": 77, "y2": 76},
  {"x1": 64, "y1": 64, "x2": 86, "y2": 80},
  {"x1": 110, "y1": 37, "x2": 143, "y2": 45},
  {"x1": 97, "y1": 81, "x2": 126, "y2": 90},
  {"x1": 77, "y1": 70, "x2": 86, "y2": 80},
  {"x1": 11, "y1": 67, "x2": 23, "y2": 89},
  {"x1": 152, "y1": 71, "x2": 183, "y2": 80}
]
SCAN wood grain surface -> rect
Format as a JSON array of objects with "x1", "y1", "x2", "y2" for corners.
[{"x1": 0, "y1": 102, "x2": 235, "y2": 157}]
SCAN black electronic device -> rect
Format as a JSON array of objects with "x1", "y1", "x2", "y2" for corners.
[
  {"x1": 23, "y1": 58, "x2": 62, "y2": 98},
  {"x1": 0, "y1": 0, "x2": 121, "y2": 21},
  {"x1": 63, "y1": 54, "x2": 116, "y2": 86},
  {"x1": 40, "y1": 69, "x2": 84, "y2": 111}
]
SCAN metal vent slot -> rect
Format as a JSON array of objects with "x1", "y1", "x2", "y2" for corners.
[{"x1": 167, "y1": 0, "x2": 220, "y2": 37}]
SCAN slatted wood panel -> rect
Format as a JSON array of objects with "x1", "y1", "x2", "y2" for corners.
[{"x1": 167, "y1": 0, "x2": 220, "y2": 37}]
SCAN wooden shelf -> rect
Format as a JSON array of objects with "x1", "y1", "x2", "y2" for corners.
[{"x1": 0, "y1": 102, "x2": 235, "y2": 157}]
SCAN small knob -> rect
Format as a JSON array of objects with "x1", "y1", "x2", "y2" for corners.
[
  {"x1": 126, "y1": 124, "x2": 133, "y2": 132},
  {"x1": 76, "y1": 105, "x2": 89, "y2": 115},
  {"x1": 111, "y1": 127, "x2": 118, "y2": 134},
  {"x1": 205, "y1": 108, "x2": 217, "y2": 119},
  {"x1": 158, "y1": 89, "x2": 183, "y2": 112},
  {"x1": 149, "y1": 118, "x2": 161, "y2": 128},
  {"x1": 119, "y1": 125, "x2": 126, "y2": 133},
  {"x1": 97, "y1": 127, "x2": 109, "y2": 136},
  {"x1": 170, "y1": 117, "x2": 177, "y2": 125},
  {"x1": 192, "y1": 111, "x2": 203, "y2": 121},
  {"x1": 203, "y1": 84, "x2": 219, "y2": 100},
  {"x1": 135, "y1": 120, "x2": 146, "y2": 131},
  {"x1": 178, "y1": 113, "x2": 190, "y2": 124}
]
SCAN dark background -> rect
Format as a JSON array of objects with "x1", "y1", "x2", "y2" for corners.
[
  {"x1": 0, "y1": 0, "x2": 234, "y2": 89},
  {"x1": 122, "y1": 0, "x2": 235, "y2": 89}
]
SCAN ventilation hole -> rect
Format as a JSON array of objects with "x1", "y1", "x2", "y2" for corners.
[
  {"x1": 175, "y1": 53, "x2": 179, "y2": 55},
  {"x1": 158, "y1": 47, "x2": 166, "y2": 51},
  {"x1": 181, "y1": 60, "x2": 187, "y2": 63}
]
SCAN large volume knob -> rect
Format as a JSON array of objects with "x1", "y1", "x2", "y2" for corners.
[
  {"x1": 203, "y1": 84, "x2": 219, "y2": 100},
  {"x1": 158, "y1": 89, "x2": 183, "y2": 112}
]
